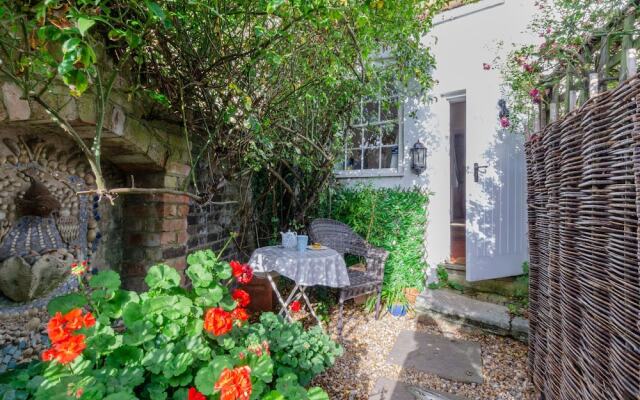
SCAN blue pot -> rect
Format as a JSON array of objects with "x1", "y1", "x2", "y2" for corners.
[{"x1": 388, "y1": 304, "x2": 408, "y2": 317}]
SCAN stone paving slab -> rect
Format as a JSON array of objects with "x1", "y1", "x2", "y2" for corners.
[
  {"x1": 369, "y1": 378, "x2": 469, "y2": 400},
  {"x1": 387, "y1": 330, "x2": 483, "y2": 384}
]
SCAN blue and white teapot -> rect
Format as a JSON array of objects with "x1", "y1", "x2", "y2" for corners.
[{"x1": 280, "y1": 230, "x2": 297, "y2": 249}]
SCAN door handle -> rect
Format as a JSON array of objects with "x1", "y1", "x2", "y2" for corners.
[{"x1": 474, "y1": 162, "x2": 488, "y2": 182}]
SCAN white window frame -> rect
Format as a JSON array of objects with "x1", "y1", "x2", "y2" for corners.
[{"x1": 336, "y1": 96, "x2": 404, "y2": 179}]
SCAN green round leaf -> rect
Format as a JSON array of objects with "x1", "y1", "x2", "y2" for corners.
[
  {"x1": 145, "y1": 264, "x2": 181, "y2": 290},
  {"x1": 47, "y1": 292, "x2": 87, "y2": 315},
  {"x1": 89, "y1": 270, "x2": 121, "y2": 291}
]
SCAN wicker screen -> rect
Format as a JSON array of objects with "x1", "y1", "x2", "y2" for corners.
[{"x1": 526, "y1": 77, "x2": 640, "y2": 399}]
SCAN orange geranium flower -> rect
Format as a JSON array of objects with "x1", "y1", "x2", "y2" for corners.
[
  {"x1": 214, "y1": 366, "x2": 252, "y2": 400},
  {"x1": 203, "y1": 307, "x2": 233, "y2": 336},
  {"x1": 42, "y1": 308, "x2": 94, "y2": 364},
  {"x1": 231, "y1": 307, "x2": 249, "y2": 324},
  {"x1": 54, "y1": 334, "x2": 86, "y2": 364},
  {"x1": 48, "y1": 309, "x2": 96, "y2": 340},
  {"x1": 41, "y1": 334, "x2": 87, "y2": 364},
  {"x1": 231, "y1": 289, "x2": 250, "y2": 307},
  {"x1": 41, "y1": 348, "x2": 57, "y2": 362},
  {"x1": 47, "y1": 312, "x2": 71, "y2": 344}
]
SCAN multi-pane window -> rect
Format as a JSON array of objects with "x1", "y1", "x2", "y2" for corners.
[{"x1": 341, "y1": 95, "x2": 401, "y2": 171}]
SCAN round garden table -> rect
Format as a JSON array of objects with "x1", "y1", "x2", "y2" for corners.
[{"x1": 248, "y1": 245, "x2": 350, "y2": 325}]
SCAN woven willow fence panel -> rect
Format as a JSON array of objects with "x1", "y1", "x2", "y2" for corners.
[{"x1": 526, "y1": 76, "x2": 640, "y2": 399}]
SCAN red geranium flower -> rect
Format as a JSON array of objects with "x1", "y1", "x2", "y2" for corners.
[
  {"x1": 231, "y1": 307, "x2": 249, "y2": 323},
  {"x1": 203, "y1": 307, "x2": 233, "y2": 336},
  {"x1": 238, "y1": 265, "x2": 253, "y2": 284},
  {"x1": 188, "y1": 387, "x2": 206, "y2": 400},
  {"x1": 232, "y1": 289, "x2": 251, "y2": 307},
  {"x1": 214, "y1": 366, "x2": 252, "y2": 400},
  {"x1": 230, "y1": 261, "x2": 243, "y2": 276},
  {"x1": 289, "y1": 300, "x2": 302, "y2": 313},
  {"x1": 230, "y1": 261, "x2": 253, "y2": 284}
]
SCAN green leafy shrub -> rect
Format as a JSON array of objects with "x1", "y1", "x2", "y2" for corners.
[
  {"x1": 244, "y1": 313, "x2": 343, "y2": 386},
  {"x1": 316, "y1": 184, "x2": 429, "y2": 305},
  {"x1": 0, "y1": 247, "x2": 337, "y2": 400}
]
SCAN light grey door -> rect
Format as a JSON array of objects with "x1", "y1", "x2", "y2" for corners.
[{"x1": 465, "y1": 129, "x2": 528, "y2": 281}]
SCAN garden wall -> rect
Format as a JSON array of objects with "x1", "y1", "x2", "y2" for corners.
[{"x1": 526, "y1": 75, "x2": 640, "y2": 399}]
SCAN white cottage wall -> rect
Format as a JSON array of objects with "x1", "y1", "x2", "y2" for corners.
[{"x1": 336, "y1": 0, "x2": 540, "y2": 281}]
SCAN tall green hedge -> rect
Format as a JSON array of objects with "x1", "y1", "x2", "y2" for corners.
[{"x1": 315, "y1": 185, "x2": 429, "y2": 303}]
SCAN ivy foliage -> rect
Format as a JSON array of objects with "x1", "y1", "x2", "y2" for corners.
[{"x1": 316, "y1": 184, "x2": 429, "y2": 305}]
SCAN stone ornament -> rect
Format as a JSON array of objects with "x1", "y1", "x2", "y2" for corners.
[
  {"x1": 0, "y1": 249, "x2": 73, "y2": 302},
  {"x1": 0, "y1": 135, "x2": 99, "y2": 303}
]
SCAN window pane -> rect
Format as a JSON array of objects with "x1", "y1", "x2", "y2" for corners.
[
  {"x1": 381, "y1": 123, "x2": 399, "y2": 145},
  {"x1": 363, "y1": 100, "x2": 379, "y2": 123},
  {"x1": 363, "y1": 125, "x2": 379, "y2": 147},
  {"x1": 335, "y1": 152, "x2": 345, "y2": 170},
  {"x1": 381, "y1": 146, "x2": 399, "y2": 169},
  {"x1": 380, "y1": 97, "x2": 399, "y2": 121},
  {"x1": 363, "y1": 148, "x2": 380, "y2": 169},
  {"x1": 346, "y1": 149, "x2": 362, "y2": 170}
]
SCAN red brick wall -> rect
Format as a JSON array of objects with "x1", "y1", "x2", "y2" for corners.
[{"x1": 121, "y1": 193, "x2": 190, "y2": 291}]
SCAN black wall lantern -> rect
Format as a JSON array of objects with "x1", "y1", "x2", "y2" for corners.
[{"x1": 410, "y1": 141, "x2": 427, "y2": 174}]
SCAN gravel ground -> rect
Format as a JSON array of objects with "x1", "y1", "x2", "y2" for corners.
[
  {"x1": 312, "y1": 304, "x2": 534, "y2": 400},
  {"x1": 0, "y1": 308, "x2": 50, "y2": 373}
]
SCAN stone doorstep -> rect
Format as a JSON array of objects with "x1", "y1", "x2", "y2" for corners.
[
  {"x1": 414, "y1": 289, "x2": 529, "y2": 342},
  {"x1": 370, "y1": 378, "x2": 469, "y2": 400},
  {"x1": 387, "y1": 330, "x2": 483, "y2": 385}
]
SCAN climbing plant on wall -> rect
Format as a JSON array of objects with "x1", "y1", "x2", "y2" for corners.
[{"x1": 315, "y1": 185, "x2": 429, "y2": 305}]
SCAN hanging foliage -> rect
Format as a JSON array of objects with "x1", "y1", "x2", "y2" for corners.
[{"x1": 499, "y1": 0, "x2": 638, "y2": 132}]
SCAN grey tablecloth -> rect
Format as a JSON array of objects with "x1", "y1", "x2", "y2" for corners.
[{"x1": 248, "y1": 246, "x2": 350, "y2": 288}]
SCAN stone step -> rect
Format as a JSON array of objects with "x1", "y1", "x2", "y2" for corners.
[
  {"x1": 415, "y1": 289, "x2": 528, "y2": 342},
  {"x1": 442, "y1": 267, "x2": 528, "y2": 300},
  {"x1": 369, "y1": 378, "x2": 469, "y2": 400}
]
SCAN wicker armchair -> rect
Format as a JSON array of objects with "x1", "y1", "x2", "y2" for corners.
[{"x1": 308, "y1": 218, "x2": 389, "y2": 337}]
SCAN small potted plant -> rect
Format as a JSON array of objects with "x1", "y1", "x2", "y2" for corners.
[{"x1": 385, "y1": 287, "x2": 409, "y2": 317}]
